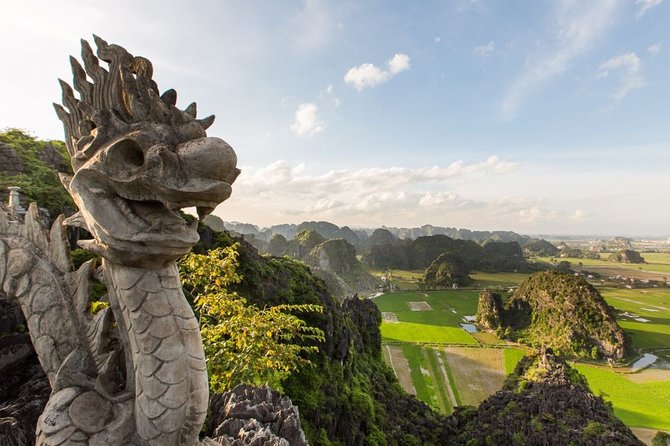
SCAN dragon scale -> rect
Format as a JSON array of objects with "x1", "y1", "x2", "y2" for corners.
[{"x1": 105, "y1": 261, "x2": 208, "y2": 444}]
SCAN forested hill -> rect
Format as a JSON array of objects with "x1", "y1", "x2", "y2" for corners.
[
  {"x1": 0, "y1": 129, "x2": 74, "y2": 218},
  {"x1": 362, "y1": 233, "x2": 536, "y2": 273},
  {"x1": 215, "y1": 217, "x2": 533, "y2": 247},
  {"x1": 451, "y1": 351, "x2": 642, "y2": 445},
  {"x1": 477, "y1": 271, "x2": 630, "y2": 360}
]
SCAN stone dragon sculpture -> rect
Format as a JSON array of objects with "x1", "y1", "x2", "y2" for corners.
[{"x1": 0, "y1": 36, "x2": 239, "y2": 445}]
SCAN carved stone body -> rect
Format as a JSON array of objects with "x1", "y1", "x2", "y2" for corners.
[{"x1": 1, "y1": 36, "x2": 239, "y2": 445}]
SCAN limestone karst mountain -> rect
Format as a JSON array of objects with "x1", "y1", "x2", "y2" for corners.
[{"x1": 476, "y1": 271, "x2": 629, "y2": 360}]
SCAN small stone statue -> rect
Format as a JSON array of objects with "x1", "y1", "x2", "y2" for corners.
[{"x1": 0, "y1": 35, "x2": 239, "y2": 445}]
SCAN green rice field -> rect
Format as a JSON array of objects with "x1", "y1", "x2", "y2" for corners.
[
  {"x1": 373, "y1": 277, "x2": 670, "y2": 433},
  {"x1": 601, "y1": 287, "x2": 670, "y2": 351},
  {"x1": 575, "y1": 364, "x2": 670, "y2": 431},
  {"x1": 376, "y1": 290, "x2": 481, "y2": 345}
]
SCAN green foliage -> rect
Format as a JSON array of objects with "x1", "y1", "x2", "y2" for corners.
[
  {"x1": 583, "y1": 421, "x2": 605, "y2": 436},
  {"x1": 89, "y1": 300, "x2": 110, "y2": 314},
  {"x1": 422, "y1": 252, "x2": 472, "y2": 289},
  {"x1": 179, "y1": 243, "x2": 325, "y2": 393},
  {"x1": 71, "y1": 248, "x2": 98, "y2": 269},
  {"x1": 493, "y1": 271, "x2": 628, "y2": 360},
  {"x1": 652, "y1": 431, "x2": 670, "y2": 446},
  {"x1": 0, "y1": 129, "x2": 74, "y2": 217}
]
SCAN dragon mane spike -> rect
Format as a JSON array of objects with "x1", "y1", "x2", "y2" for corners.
[
  {"x1": 184, "y1": 102, "x2": 197, "y2": 119},
  {"x1": 161, "y1": 89, "x2": 177, "y2": 106},
  {"x1": 198, "y1": 115, "x2": 215, "y2": 130},
  {"x1": 69, "y1": 56, "x2": 92, "y2": 103},
  {"x1": 55, "y1": 36, "x2": 215, "y2": 171}
]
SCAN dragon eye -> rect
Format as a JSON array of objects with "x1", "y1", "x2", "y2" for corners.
[{"x1": 111, "y1": 139, "x2": 145, "y2": 167}]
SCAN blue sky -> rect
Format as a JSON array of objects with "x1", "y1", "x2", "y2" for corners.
[{"x1": 1, "y1": 0, "x2": 668, "y2": 236}]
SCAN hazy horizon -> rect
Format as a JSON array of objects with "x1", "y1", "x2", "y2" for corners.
[
  {"x1": 2, "y1": 1, "x2": 668, "y2": 235},
  {"x1": 216, "y1": 217, "x2": 669, "y2": 239}
]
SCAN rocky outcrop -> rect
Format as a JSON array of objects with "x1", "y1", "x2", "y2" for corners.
[
  {"x1": 522, "y1": 238, "x2": 559, "y2": 257},
  {"x1": 422, "y1": 252, "x2": 472, "y2": 288},
  {"x1": 608, "y1": 249, "x2": 646, "y2": 264},
  {"x1": 476, "y1": 289, "x2": 503, "y2": 330},
  {"x1": 0, "y1": 297, "x2": 50, "y2": 446},
  {"x1": 36, "y1": 143, "x2": 69, "y2": 173},
  {"x1": 306, "y1": 239, "x2": 378, "y2": 297},
  {"x1": 206, "y1": 384, "x2": 308, "y2": 446},
  {"x1": 342, "y1": 296, "x2": 382, "y2": 357},
  {"x1": 0, "y1": 143, "x2": 25, "y2": 174},
  {"x1": 450, "y1": 351, "x2": 643, "y2": 445},
  {"x1": 481, "y1": 271, "x2": 629, "y2": 360}
]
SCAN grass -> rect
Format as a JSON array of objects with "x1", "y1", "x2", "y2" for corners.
[
  {"x1": 600, "y1": 287, "x2": 670, "y2": 350},
  {"x1": 534, "y1": 254, "x2": 670, "y2": 275},
  {"x1": 443, "y1": 347, "x2": 506, "y2": 406},
  {"x1": 438, "y1": 349, "x2": 462, "y2": 406},
  {"x1": 393, "y1": 345, "x2": 462, "y2": 414},
  {"x1": 470, "y1": 271, "x2": 530, "y2": 288},
  {"x1": 503, "y1": 348, "x2": 527, "y2": 375},
  {"x1": 424, "y1": 347, "x2": 455, "y2": 413},
  {"x1": 376, "y1": 290, "x2": 480, "y2": 344},
  {"x1": 368, "y1": 269, "x2": 424, "y2": 290},
  {"x1": 402, "y1": 344, "x2": 440, "y2": 410},
  {"x1": 575, "y1": 363, "x2": 670, "y2": 431},
  {"x1": 381, "y1": 321, "x2": 476, "y2": 344},
  {"x1": 471, "y1": 331, "x2": 504, "y2": 345},
  {"x1": 372, "y1": 270, "x2": 670, "y2": 433}
]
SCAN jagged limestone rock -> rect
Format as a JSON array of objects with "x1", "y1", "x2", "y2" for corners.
[
  {"x1": 450, "y1": 351, "x2": 643, "y2": 445},
  {"x1": 476, "y1": 289, "x2": 503, "y2": 330},
  {"x1": 1, "y1": 36, "x2": 239, "y2": 445},
  {"x1": 206, "y1": 384, "x2": 308, "y2": 446}
]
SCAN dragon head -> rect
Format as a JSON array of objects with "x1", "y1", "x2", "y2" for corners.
[{"x1": 55, "y1": 36, "x2": 239, "y2": 268}]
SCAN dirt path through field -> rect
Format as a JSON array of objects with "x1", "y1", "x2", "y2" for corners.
[
  {"x1": 444, "y1": 347, "x2": 505, "y2": 406},
  {"x1": 626, "y1": 368, "x2": 670, "y2": 383},
  {"x1": 632, "y1": 427, "x2": 667, "y2": 445},
  {"x1": 609, "y1": 296, "x2": 668, "y2": 311},
  {"x1": 434, "y1": 350, "x2": 458, "y2": 408},
  {"x1": 385, "y1": 345, "x2": 416, "y2": 395}
]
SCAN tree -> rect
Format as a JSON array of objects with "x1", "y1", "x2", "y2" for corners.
[{"x1": 179, "y1": 243, "x2": 325, "y2": 393}]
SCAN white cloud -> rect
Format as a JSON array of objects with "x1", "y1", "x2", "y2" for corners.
[
  {"x1": 599, "y1": 52, "x2": 647, "y2": 101},
  {"x1": 636, "y1": 0, "x2": 663, "y2": 19},
  {"x1": 344, "y1": 53, "x2": 410, "y2": 91},
  {"x1": 434, "y1": 36, "x2": 442, "y2": 43},
  {"x1": 236, "y1": 156, "x2": 517, "y2": 197},
  {"x1": 473, "y1": 41, "x2": 495, "y2": 58},
  {"x1": 648, "y1": 42, "x2": 663, "y2": 56},
  {"x1": 290, "y1": 103, "x2": 325, "y2": 136},
  {"x1": 501, "y1": 0, "x2": 623, "y2": 119},
  {"x1": 226, "y1": 156, "x2": 516, "y2": 223},
  {"x1": 388, "y1": 53, "x2": 411, "y2": 74}
]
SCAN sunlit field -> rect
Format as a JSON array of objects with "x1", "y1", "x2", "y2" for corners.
[{"x1": 373, "y1": 276, "x2": 670, "y2": 432}]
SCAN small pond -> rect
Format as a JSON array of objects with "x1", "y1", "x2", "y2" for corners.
[
  {"x1": 631, "y1": 353, "x2": 657, "y2": 371},
  {"x1": 460, "y1": 323, "x2": 478, "y2": 333}
]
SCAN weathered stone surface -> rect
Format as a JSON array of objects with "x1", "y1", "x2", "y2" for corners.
[
  {"x1": 0, "y1": 143, "x2": 25, "y2": 174},
  {"x1": 476, "y1": 289, "x2": 503, "y2": 330},
  {"x1": 2, "y1": 35, "x2": 239, "y2": 446},
  {"x1": 206, "y1": 384, "x2": 308, "y2": 446}
]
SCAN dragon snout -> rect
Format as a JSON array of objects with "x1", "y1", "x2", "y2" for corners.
[{"x1": 177, "y1": 137, "x2": 240, "y2": 185}]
